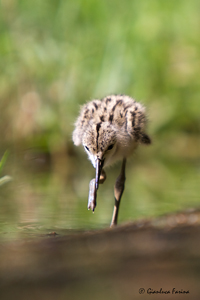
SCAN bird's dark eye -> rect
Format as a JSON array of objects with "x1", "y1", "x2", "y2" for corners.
[
  {"x1": 84, "y1": 146, "x2": 89, "y2": 152},
  {"x1": 107, "y1": 144, "x2": 114, "y2": 151}
]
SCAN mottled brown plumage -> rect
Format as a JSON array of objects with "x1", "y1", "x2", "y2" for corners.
[{"x1": 73, "y1": 94, "x2": 151, "y2": 226}]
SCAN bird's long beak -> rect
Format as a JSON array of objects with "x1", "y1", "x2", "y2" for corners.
[{"x1": 95, "y1": 158, "x2": 104, "y2": 190}]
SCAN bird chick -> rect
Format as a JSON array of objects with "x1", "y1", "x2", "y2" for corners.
[{"x1": 73, "y1": 94, "x2": 151, "y2": 226}]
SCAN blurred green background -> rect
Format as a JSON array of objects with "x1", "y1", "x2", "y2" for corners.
[{"x1": 0, "y1": 0, "x2": 199, "y2": 238}]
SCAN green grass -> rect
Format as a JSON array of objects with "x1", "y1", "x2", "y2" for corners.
[{"x1": 0, "y1": 151, "x2": 12, "y2": 187}]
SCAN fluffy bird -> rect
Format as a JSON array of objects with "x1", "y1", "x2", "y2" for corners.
[{"x1": 72, "y1": 94, "x2": 151, "y2": 226}]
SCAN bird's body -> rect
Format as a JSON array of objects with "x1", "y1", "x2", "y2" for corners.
[{"x1": 73, "y1": 94, "x2": 151, "y2": 226}]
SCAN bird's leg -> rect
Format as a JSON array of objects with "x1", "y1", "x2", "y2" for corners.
[
  {"x1": 110, "y1": 158, "x2": 126, "y2": 226},
  {"x1": 88, "y1": 169, "x2": 106, "y2": 212}
]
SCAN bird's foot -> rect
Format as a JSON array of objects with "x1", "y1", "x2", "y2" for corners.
[{"x1": 88, "y1": 178, "x2": 97, "y2": 212}]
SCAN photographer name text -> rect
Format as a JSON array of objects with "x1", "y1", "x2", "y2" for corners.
[{"x1": 139, "y1": 288, "x2": 189, "y2": 295}]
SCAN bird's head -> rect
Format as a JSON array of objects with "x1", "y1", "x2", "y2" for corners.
[{"x1": 82, "y1": 122, "x2": 117, "y2": 189}]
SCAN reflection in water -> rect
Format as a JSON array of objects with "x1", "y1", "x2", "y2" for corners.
[{"x1": 0, "y1": 144, "x2": 200, "y2": 239}]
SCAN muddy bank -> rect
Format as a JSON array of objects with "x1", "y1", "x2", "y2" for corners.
[{"x1": 1, "y1": 211, "x2": 200, "y2": 300}]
